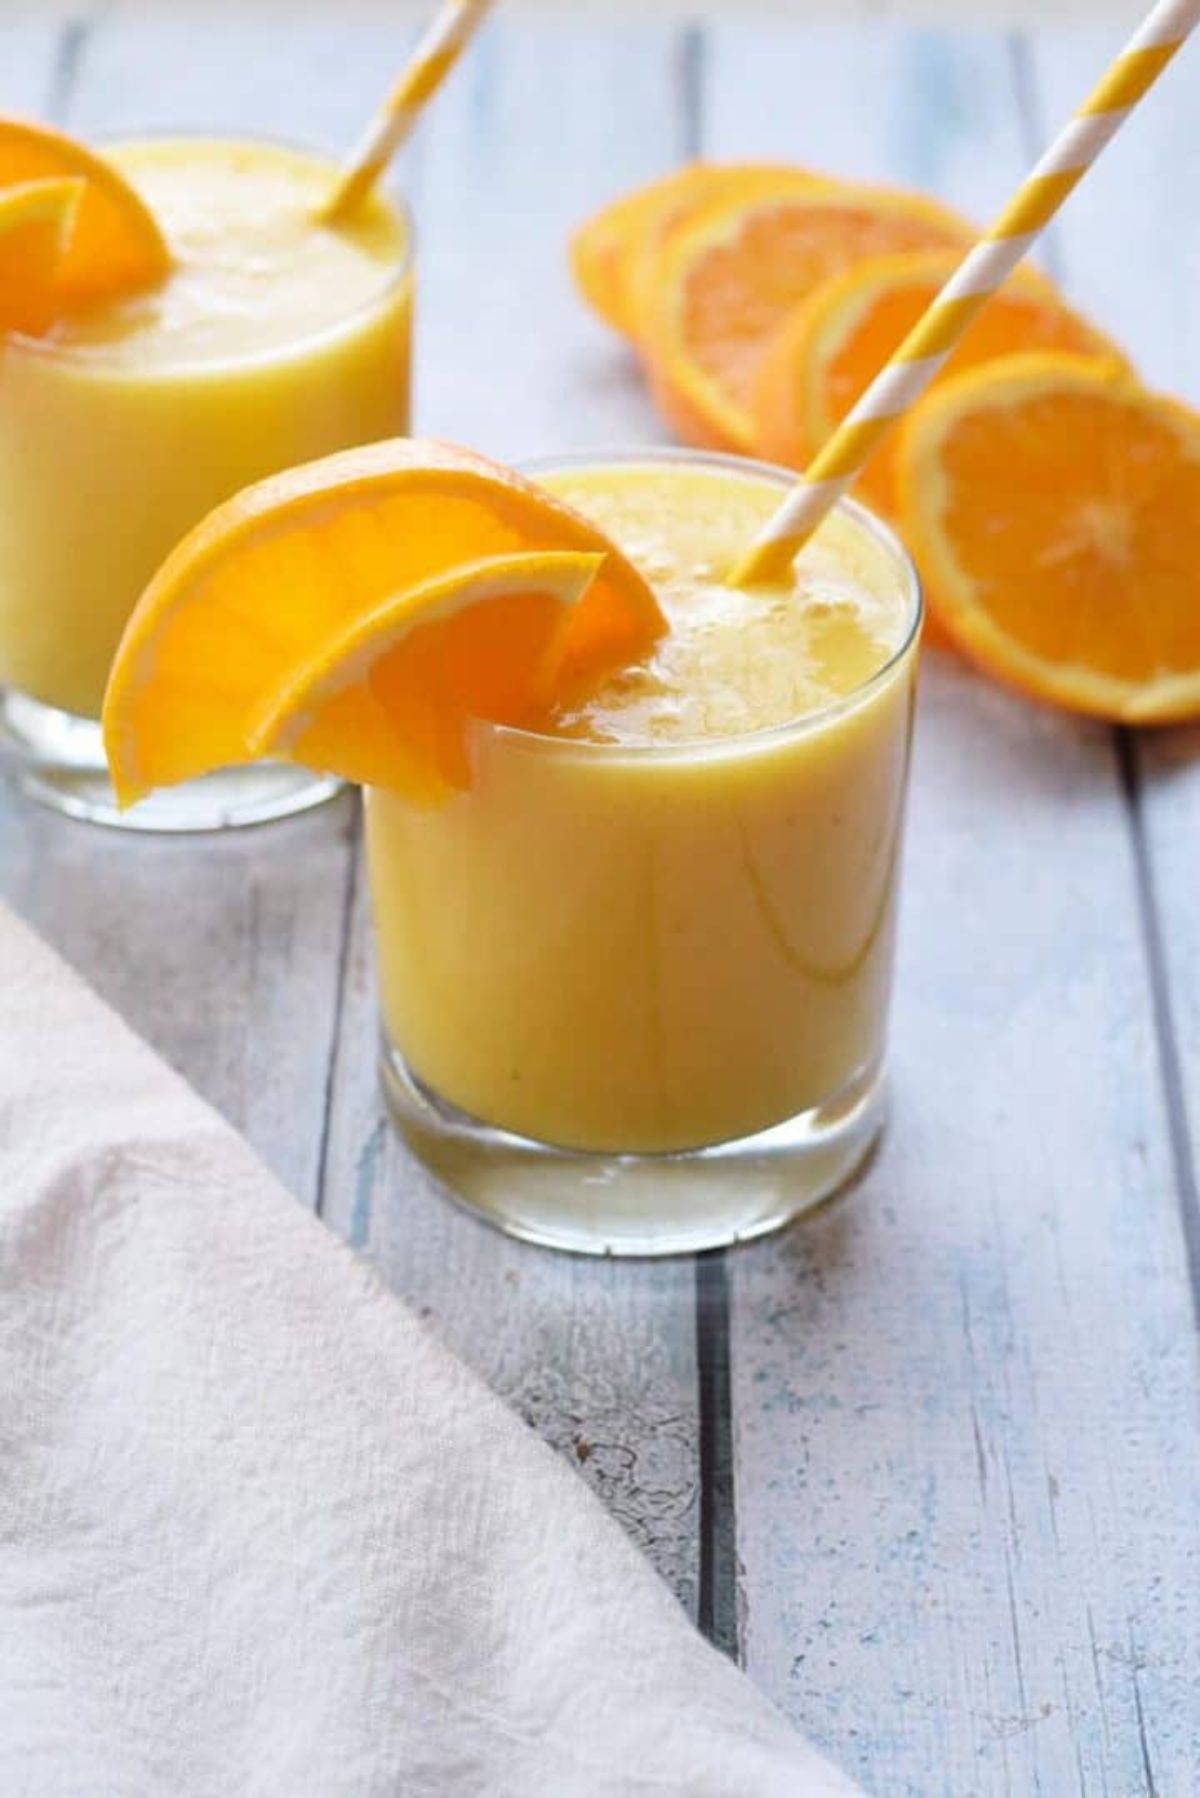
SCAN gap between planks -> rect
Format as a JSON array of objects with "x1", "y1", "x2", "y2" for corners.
[{"x1": 670, "y1": 13, "x2": 742, "y2": 1663}]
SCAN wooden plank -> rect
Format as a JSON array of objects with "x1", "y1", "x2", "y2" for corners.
[
  {"x1": 1027, "y1": 28, "x2": 1200, "y2": 1309},
  {"x1": 0, "y1": 12, "x2": 375, "y2": 1205},
  {"x1": 67, "y1": 7, "x2": 405, "y2": 148},
  {"x1": 704, "y1": 18, "x2": 1032, "y2": 236},
  {"x1": 411, "y1": 15, "x2": 678, "y2": 454},
  {"x1": 323, "y1": 871, "x2": 702, "y2": 1605},
  {"x1": 0, "y1": 798, "x2": 357, "y2": 1204},
  {"x1": 317, "y1": 17, "x2": 706, "y2": 1612},
  {"x1": 0, "y1": 8, "x2": 68, "y2": 113},
  {"x1": 1021, "y1": 25, "x2": 1200, "y2": 399},
  {"x1": 703, "y1": 20, "x2": 1200, "y2": 1793},
  {"x1": 100, "y1": 0, "x2": 1163, "y2": 23}
]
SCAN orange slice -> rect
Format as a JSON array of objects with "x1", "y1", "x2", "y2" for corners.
[
  {"x1": 625, "y1": 166, "x2": 831, "y2": 339},
  {"x1": 896, "y1": 353, "x2": 1200, "y2": 723},
  {"x1": 102, "y1": 438, "x2": 664, "y2": 807},
  {"x1": 0, "y1": 117, "x2": 169, "y2": 309},
  {"x1": 249, "y1": 551, "x2": 604, "y2": 796},
  {"x1": 640, "y1": 182, "x2": 975, "y2": 453},
  {"x1": 753, "y1": 252, "x2": 1128, "y2": 517},
  {"x1": 571, "y1": 165, "x2": 711, "y2": 336},
  {"x1": 0, "y1": 177, "x2": 83, "y2": 334},
  {"x1": 571, "y1": 162, "x2": 823, "y2": 340}
]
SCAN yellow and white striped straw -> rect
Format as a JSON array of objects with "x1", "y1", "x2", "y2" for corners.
[
  {"x1": 322, "y1": 0, "x2": 494, "y2": 221},
  {"x1": 733, "y1": 0, "x2": 1200, "y2": 586}
]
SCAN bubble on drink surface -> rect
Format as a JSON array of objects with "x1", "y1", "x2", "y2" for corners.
[{"x1": 621, "y1": 538, "x2": 674, "y2": 583}]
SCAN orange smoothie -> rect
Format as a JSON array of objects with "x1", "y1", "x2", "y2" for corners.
[
  {"x1": 366, "y1": 455, "x2": 919, "y2": 1157},
  {"x1": 0, "y1": 137, "x2": 411, "y2": 721}
]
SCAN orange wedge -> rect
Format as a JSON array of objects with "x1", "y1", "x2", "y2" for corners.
[
  {"x1": 571, "y1": 162, "x2": 823, "y2": 340},
  {"x1": 249, "y1": 551, "x2": 604, "y2": 796},
  {"x1": 102, "y1": 438, "x2": 664, "y2": 807},
  {"x1": 640, "y1": 182, "x2": 975, "y2": 453},
  {"x1": 0, "y1": 117, "x2": 169, "y2": 310},
  {"x1": 753, "y1": 252, "x2": 1128, "y2": 517},
  {"x1": 896, "y1": 353, "x2": 1200, "y2": 723},
  {"x1": 0, "y1": 177, "x2": 83, "y2": 334}
]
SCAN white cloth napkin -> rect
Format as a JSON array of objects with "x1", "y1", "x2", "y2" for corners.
[{"x1": 0, "y1": 900, "x2": 860, "y2": 1798}]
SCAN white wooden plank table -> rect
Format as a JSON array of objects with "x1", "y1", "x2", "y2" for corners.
[{"x1": 2, "y1": 7, "x2": 1198, "y2": 1793}]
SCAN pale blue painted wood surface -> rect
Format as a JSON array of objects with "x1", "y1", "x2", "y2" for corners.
[
  {"x1": 1031, "y1": 26, "x2": 1200, "y2": 1365},
  {"x1": 1, "y1": 9, "x2": 1198, "y2": 1795}
]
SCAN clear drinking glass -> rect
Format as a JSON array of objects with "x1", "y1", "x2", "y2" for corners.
[
  {"x1": 366, "y1": 449, "x2": 922, "y2": 1256},
  {"x1": 0, "y1": 132, "x2": 413, "y2": 830}
]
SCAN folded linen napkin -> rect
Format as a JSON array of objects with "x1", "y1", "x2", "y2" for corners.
[{"x1": 0, "y1": 900, "x2": 859, "y2": 1798}]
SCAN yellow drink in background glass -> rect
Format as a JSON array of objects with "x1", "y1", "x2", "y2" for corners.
[
  {"x1": 0, "y1": 135, "x2": 412, "y2": 829},
  {"x1": 368, "y1": 451, "x2": 921, "y2": 1255}
]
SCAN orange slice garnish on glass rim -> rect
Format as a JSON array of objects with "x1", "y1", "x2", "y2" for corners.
[
  {"x1": 751, "y1": 251, "x2": 1129, "y2": 518},
  {"x1": 0, "y1": 116, "x2": 169, "y2": 314},
  {"x1": 102, "y1": 439, "x2": 665, "y2": 807},
  {"x1": 638, "y1": 181, "x2": 976, "y2": 454},
  {"x1": 896, "y1": 352, "x2": 1200, "y2": 723},
  {"x1": 0, "y1": 176, "x2": 83, "y2": 333}
]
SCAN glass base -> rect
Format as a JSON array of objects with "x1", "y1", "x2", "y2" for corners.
[
  {"x1": 0, "y1": 689, "x2": 342, "y2": 832},
  {"x1": 380, "y1": 1043, "x2": 886, "y2": 1257}
]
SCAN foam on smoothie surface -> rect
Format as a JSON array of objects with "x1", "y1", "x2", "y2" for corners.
[
  {"x1": 541, "y1": 464, "x2": 910, "y2": 746},
  {"x1": 43, "y1": 139, "x2": 406, "y2": 366}
]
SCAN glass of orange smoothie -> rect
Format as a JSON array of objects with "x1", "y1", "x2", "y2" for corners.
[
  {"x1": 0, "y1": 133, "x2": 412, "y2": 829},
  {"x1": 366, "y1": 449, "x2": 921, "y2": 1255}
]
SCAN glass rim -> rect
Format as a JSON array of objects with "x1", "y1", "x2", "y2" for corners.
[
  {"x1": 6, "y1": 126, "x2": 415, "y2": 376},
  {"x1": 482, "y1": 444, "x2": 924, "y2": 764}
]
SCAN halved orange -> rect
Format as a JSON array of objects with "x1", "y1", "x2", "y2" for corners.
[
  {"x1": 571, "y1": 162, "x2": 825, "y2": 341},
  {"x1": 249, "y1": 551, "x2": 604, "y2": 796},
  {"x1": 753, "y1": 252, "x2": 1128, "y2": 517},
  {"x1": 0, "y1": 116, "x2": 169, "y2": 309},
  {"x1": 0, "y1": 177, "x2": 83, "y2": 334},
  {"x1": 639, "y1": 182, "x2": 976, "y2": 453},
  {"x1": 897, "y1": 353, "x2": 1200, "y2": 723},
  {"x1": 102, "y1": 438, "x2": 664, "y2": 807}
]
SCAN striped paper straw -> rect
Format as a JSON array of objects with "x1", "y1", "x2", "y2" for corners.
[
  {"x1": 322, "y1": 0, "x2": 494, "y2": 220},
  {"x1": 733, "y1": 0, "x2": 1200, "y2": 586}
]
